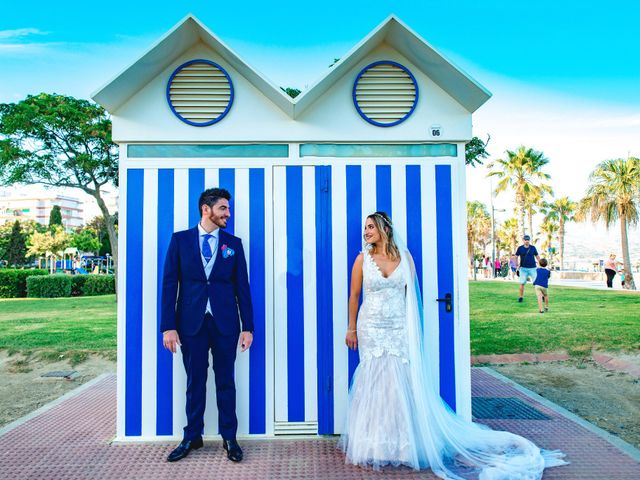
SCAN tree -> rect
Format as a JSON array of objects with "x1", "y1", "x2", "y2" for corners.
[
  {"x1": 281, "y1": 87, "x2": 301, "y2": 99},
  {"x1": 0, "y1": 219, "x2": 45, "y2": 264},
  {"x1": 466, "y1": 201, "x2": 491, "y2": 276},
  {"x1": 28, "y1": 225, "x2": 69, "y2": 273},
  {"x1": 542, "y1": 196, "x2": 577, "y2": 270},
  {"x1": 497, "y1": 217, "x2": 520, "y2": 255},
  {"x1": 70, "y1": 227, "x2": 101, "y2": 254},
  {"x1": 488, "y1": 146, "x2": 553, "y2": 238},
  {"x1": 523, "y1": 187, "x2": 548, "y2": 242},
  {"x1": 465, "y1": 135, "x2": 491, "y2": 167},
  {"x1": 0, "y1": 93, "x2": 118, "y2": 276},
  {"x1": 537, "y1": 218, "x2": 559, "y2": 267},
  {"x1": 577, "y1": 157, "x2": 640, "y2": 290},
  {"x1": 6, "y1": 220, "x2": 27, "y2": 266},
  {"x1": 49, "y1": 205, "x2": 62, "y2": 229},
  {"x1": 86, "y1": 214, "x2": 117, "y2": 255}
]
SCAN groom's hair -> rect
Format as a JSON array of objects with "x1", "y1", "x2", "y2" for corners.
[{"x1": 199, "y1": 188, "x2": 231, "y2": 215}]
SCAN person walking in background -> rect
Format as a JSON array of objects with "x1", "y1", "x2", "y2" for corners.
[
  {"x1": 483, "y1": 255, "x2": 491, "y2": 279},
  {"x1": 620, "y1": 268, "x2": 626, "y2": 289},
  {"x1": 494, "y1": 257, "x2": 501, "y2": 278},
  {"x1": 604, "y1": 254, "x2": 618, "y2": 288},
  {"x1": 515, "y1": 235, "x2": 540, "y2": 302},
  {"x1": 509, "y1": 254, "x2": 517, "y2": 280},
  {"x1": 534, "y1": 258, "x2": 551, "y2": 313}
]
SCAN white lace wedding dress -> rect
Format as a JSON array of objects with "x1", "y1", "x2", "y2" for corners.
[{"x1": 339, "y1": 247, "x2": 567, "y2": 479}]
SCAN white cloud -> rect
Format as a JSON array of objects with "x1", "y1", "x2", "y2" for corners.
[{"x1": 0, "y1": 28, "x2": 47, "y2": 40}]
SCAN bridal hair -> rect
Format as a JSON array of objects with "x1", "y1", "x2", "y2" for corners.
[{"x1": 367, "y1": 211, "x2": 400, "y2": 261}]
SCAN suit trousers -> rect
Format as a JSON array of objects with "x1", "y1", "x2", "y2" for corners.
[{"x1": 180, "y1": 313, "x2": 239, "y2": 441}]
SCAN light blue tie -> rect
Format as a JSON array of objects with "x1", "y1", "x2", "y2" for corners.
[{"x1": 202, "y1": 234, "x2": 213, "y2": 263}]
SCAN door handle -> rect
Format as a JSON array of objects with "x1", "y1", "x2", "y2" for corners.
[{"x1": 436, "y1": 293, "x2": 453, "y2": 313}]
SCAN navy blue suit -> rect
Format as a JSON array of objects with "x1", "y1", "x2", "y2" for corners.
[{"x1": 161, "y1": 226, "x2": 253, "y2": 441}]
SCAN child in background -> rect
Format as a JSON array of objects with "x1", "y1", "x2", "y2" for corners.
[
  {"x1": 620, "y1": 269, "x2": 626, "y2": 289},
  {"x1": 533, "y1": 258, "x2": 551, "y2": 313}
]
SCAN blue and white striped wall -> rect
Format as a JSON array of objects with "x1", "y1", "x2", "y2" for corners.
[{"x1": 117, "y1": 153, "x2": 471, "y2": 441}]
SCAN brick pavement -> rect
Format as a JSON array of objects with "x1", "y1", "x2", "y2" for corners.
[{"x1": 0, "y1": 371, "x2": 638, "y2": 479}]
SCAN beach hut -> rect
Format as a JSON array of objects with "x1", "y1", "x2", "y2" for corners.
[{"x1": 92, "y1": 14, "x2": 491, "y2": 441}]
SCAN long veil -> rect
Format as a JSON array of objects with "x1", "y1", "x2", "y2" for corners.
[{"x1": 396, "y1": 237, "x2": 567, "y2": 480}]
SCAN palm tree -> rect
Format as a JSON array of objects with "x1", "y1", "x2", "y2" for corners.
[
  {"x1": 497, "y1": 217, "x2": 520, "y2": 255},
  {"x1": 524, "y1": 188, "x2": 548, "y2": 242},
  {"x1": 542, "y1": 196, "x2": 577, "y2": 270},
  {"x1": 578, "y1": 157, "x2": 640, "y2": 290},
  {"x1": 488, "y1": 146, "x2": 553, "y2": 238},
  {"x1": 466, "y1": 201, "x2": 491, "y2": 278},
  {"x1": 537, "y1": 218, "x2": 559, "y2": 267}
]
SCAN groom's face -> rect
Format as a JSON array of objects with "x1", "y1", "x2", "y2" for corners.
[{"x1": 206, "y1": 198, "x2": 230, "y2": 228}]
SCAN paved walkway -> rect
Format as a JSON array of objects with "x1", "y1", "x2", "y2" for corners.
[{"x1": 1, "y1": 370, "x2": 639, "y2": 479}]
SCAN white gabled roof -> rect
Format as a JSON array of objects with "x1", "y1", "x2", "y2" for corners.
[
  {"x1": 293, "y1": 15, "x2": 491, "y2": 117},
  {"x1": 92, "y1": 14, "x2": 491, "y2": 117},
  {"x1": 91, "y1": 14, "x2": 294, "y2": 116}
]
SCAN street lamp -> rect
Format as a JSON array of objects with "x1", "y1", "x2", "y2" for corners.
[
  {"x1": 490, "y1": 206, "x2": 506, "y2": 277},
  {"x1": 489, "y1": 180, "x2": 506, "y2": 278}
]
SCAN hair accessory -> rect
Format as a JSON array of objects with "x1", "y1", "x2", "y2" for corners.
[{"x1": 374, "y1": 213, "x2": 393, "y2": 228}]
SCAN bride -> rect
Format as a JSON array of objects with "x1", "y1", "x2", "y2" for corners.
[{"x1": 338, "y1": 212, "x2": 567, "y2": 479}]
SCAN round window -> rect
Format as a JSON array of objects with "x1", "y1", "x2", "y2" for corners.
[
  {"x1": 352, "y1": 61, "x2": 418, "y2": 127},
  {"x1": 166, "y1": 59, "x2": 234, "y2": 126}
]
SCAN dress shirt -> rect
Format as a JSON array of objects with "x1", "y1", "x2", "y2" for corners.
[{"x1": 198, "y1": 223, "x2": 219, "y2": 315}]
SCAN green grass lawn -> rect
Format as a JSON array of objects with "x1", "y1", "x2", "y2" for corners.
[
  {"x1": 469, "y1": 281, "x2": 640, "y2": 355},
  {"x1": 0, "y1": 283, "x2": 638, "y2": 358},
  {"x1": 0, "y1": 295, "x2": 116, "y2": 354}
]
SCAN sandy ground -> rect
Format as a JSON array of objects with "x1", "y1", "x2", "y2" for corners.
[
  {"x1": 494, "y1": 356, "x2": 640, "y2": 449},
  {"x1": 1, "y1": 352, "x2": 638, "y2": 451},
  {"x1": 0, "y1": 352, "x2": 116, "y2": 428}
]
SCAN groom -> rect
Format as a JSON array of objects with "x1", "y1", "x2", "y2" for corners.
[{"x1": 161, "y1": 187, "x2": 253, "y2": 462}]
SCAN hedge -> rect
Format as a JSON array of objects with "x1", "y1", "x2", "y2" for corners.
[
  {"x1": 27, "y1": 274, "x2": 72, "y2": 298},
  {"x1": 71, "y1": 275, "x2": 88, "y2": 296},
  {"x1": 0, "y1": 269, "x2": 48, "y2": 298},
  {"x1": 26, "y1": 273, "x2": 115, "y2": 298},
  {"x1": 82, "y1": 275, "x2": 115, "y2": 296}
]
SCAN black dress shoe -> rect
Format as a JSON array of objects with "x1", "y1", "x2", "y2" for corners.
[
  {"x1": 167, "y1": 437, "x2": 203, "y2": 462},
  {"x1": 223, "y1": 439, "x2": 243, "y2": 462}
]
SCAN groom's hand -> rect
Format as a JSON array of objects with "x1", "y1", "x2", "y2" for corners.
[
  {"x1": 163, "y1": 330, "x2": 181, "y2": 353},
  {"x1": 239, "y1": 331, "x2": 253, "y2": 352}
]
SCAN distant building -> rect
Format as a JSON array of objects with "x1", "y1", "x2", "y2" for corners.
[
  {"x1": 83, "y1": 190, "x2": 118, "y2": 223},
  {"x1": 0, "y1": 193, "x2": 84, "y2": 229}
]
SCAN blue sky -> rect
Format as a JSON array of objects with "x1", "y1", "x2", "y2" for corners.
[
  {"x1": 2, "y1": 1, "x2": 640, "y2": 259},
  {"x1": 1, "y1": 1, "x2": 639, "y2": 105}
]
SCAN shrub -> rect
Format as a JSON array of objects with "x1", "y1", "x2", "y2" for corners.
[
  {"x1": 82, "y1": 275, "x2": 115, "y2": 296},
  {"x1": 27, "y1": 274, "x2": 72, "y2": 298},
  {"x1": 0, "y1": 269, "x2": 48, "y2": 298},
  {"x1": 70, "y1": 275, "x2": 88, "y2": 296}
]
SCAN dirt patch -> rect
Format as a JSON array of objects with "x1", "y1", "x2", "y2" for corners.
[
  {"x1": 0, "y1": 351, "x2": 115, "y2": 428},
  {"x1": 494, "y1": 357, "x2": 640, "y2": 449}
]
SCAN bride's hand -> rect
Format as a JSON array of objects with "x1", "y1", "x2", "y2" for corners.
[{"x1": 345, "y1": 330, "x2": 358, "y2": 350}]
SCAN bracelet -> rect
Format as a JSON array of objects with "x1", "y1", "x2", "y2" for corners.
[{"x1": 347, "y1": 329, "x2": 356, "y2": 333}]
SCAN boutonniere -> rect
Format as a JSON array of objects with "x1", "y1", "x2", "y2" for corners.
[{"x1": 221, "y1": 244, "x2": 235, "y2": 259}]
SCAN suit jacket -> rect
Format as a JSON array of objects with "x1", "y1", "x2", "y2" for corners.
[{"x1": 160, "y1": 226, "x2": 253, "y2": 336}]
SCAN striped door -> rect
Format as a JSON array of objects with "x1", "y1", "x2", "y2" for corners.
[
  {"x1": 122, "y1": 166, "x2": 269, "y2": 439},
  {"x1": 272, "y1": 161, "x2": 457, "y2": 435}
]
